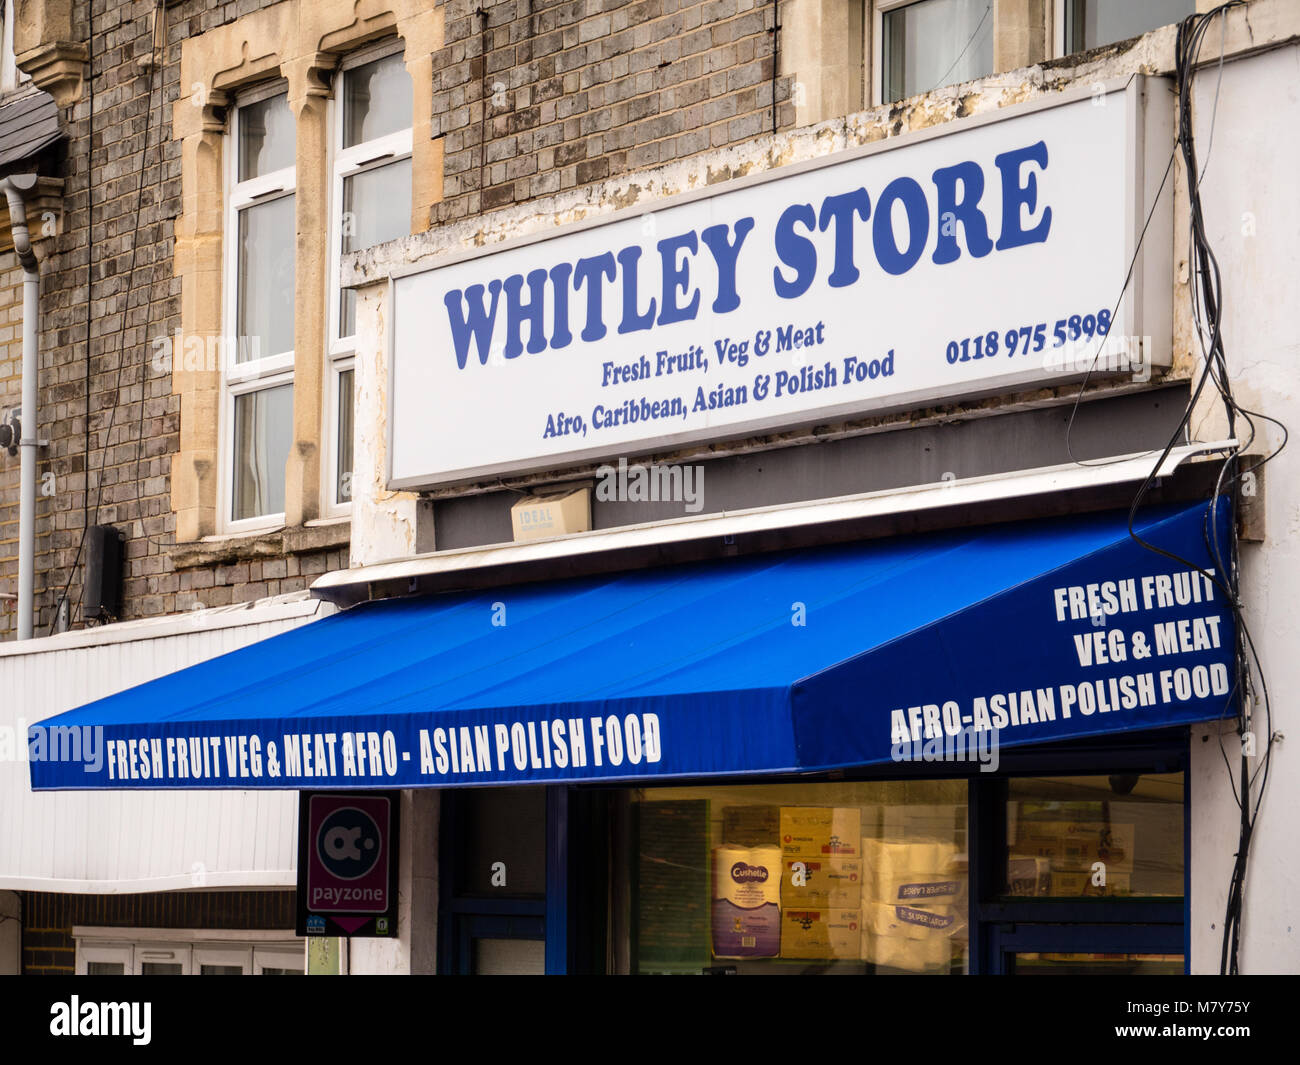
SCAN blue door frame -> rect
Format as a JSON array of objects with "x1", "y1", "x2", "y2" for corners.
[{"x1": 438, "y1": 786, "x2": 570, "y2": 974}]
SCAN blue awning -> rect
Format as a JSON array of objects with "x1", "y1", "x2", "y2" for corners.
[{"x1": 29, "y1": 501, "x2": 1237, "y2": 790}]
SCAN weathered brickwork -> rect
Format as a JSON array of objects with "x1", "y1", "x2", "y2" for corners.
[
  {"x1": 431, "y1": 0, "x2": 794, "y2": 224},
  {"x1": 0, "y1": 0, "x2": 345, "y2": 640},
  {"x1": 0, "y1": 0, "x2": 798, "y2": 639}
]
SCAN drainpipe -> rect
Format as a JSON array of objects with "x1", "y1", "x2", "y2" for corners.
[{"x1": 2, "y1": 173, "x2": 41, "y2": 640}]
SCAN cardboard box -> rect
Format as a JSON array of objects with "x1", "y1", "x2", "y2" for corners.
[
  {"x1": 780, "y1": 858, "x2": 862, "y2": 908},
  {"x1": 779, "y1": 909, "x2": 861, "y2": 959},
  {"x1": 1048, "y1": 871, "x2": 1132, "y2": 897},
  {"x1": 1010, "y1": 822, "x2": 1135, "y2": 873},
  {"x1": 780, "y1": 807, "x2": 861, "y2": 858},
  {"x1": 721, "y1": 804, "x2": 780, "y2": 847},
  {"x1": 510, "y1": 487, "x2": 590, "y2": 542}
]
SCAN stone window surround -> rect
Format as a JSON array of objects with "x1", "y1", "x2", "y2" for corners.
[{"x1": 170, "y1": 0, "x2": 440, "y2": 547}]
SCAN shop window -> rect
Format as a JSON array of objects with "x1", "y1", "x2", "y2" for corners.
[
  {"x1": 1002, "y1": 773, "x2": 1184, "y2": 899},
  {"x1": 877, "y1": 0, "x2": 995, "y2": 104},
  {"x1": 619, "y1": 780, "x2": 970, "y2": 974},
  {"x1": 1058, "y1": 0, "x2": 1195, "y2": 55},
  {"x1": 223, "y1": 85, "x2": 296, "y2": 529},
  {"x1": 326, "y1": 42, "x2": 413, "y2": 514},
  {"x1": 73, "y1": 931, "x2": 304, "y2": 975}
]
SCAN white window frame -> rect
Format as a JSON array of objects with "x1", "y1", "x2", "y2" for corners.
[
  {"x1": 324, "y1": 38, "x2": 413, "y2": 517},
  {"x1": 1052, "y1": 0, "x2": 1068, "y2": 58},
  {"x1": 74, "y1": 928, "x2": 305, "y2": 976},
  {"x1": 76, "y1": 941, "x2": 132, "y2": 975},
  {"x1": 0, "y1": 0, "x2": 31, "y2": 93},
  {"x1": 1051, "y1": 0, "x2": 1195, "y2": 59},
  {"x1": 220, "y1": 79, "x2": 297, "y2": 534},
  {"x1": 872, "y1": 0, "x2": 995, "y2": 108}
]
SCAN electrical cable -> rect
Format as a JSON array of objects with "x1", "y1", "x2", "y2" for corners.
[
  {"x1": 1111, "y1": 1, "x2": 1280, "y2": 975},
  {"x1": 54, "y1": 1, "x2": 165, "y2": 629}
]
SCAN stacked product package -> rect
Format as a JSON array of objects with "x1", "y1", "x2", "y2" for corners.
[
  {"x1": 710, "y1": 844, "x2": 783, "y2": 958},
  {"x1": 777, "y1": 807, "x2": 862, "y2": 959},
  {"x1": 859, "y1": 836, "x2": 963, "y2": 971}
]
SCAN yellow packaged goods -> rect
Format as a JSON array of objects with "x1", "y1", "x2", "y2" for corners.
[
  {"x1": 1011, "y1": 822, "x2": 1135, "y2": 872},
  {"x1": 780, "y1": 858, "x2": 863, "y2": 908},
  {"x1": 780, "y1": 807, "x2": 861, "y2": 858},
  {"x1": 1048, "y1": 871, "x2": 1132, "y2": 897},
  {"x1": 721, "y1": 804, "x2": 780, "y2": 846},
  {"x1": 861, "y1": 928, "x2": 953, "y2": 972},
  {"x1": 860, "y1": 837, "x2": 961, "y2": 903},
  {"x1": 779, "y1": 909, "x2": 861, "y2": 959}
]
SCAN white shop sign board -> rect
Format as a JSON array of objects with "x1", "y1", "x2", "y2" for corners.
[{"x1": 388, "y1": 77, "x2": 1172, "y2": 489}]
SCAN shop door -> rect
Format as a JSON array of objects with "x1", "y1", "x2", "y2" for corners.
[{"x1": 439, "y1": 786, "x2": 553, "y2": 974}]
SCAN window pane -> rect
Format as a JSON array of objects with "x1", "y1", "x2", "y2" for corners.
[
  {"x1": 86, "y1": 961, "x2": 125, "y2": 975},
  {"x1": 454, "y1": 787, "x2": 547, "y2": 898},
  {"x1": 238, "y1": 194, "x2": 295, "y2": 360},
  {"x1": 140, "y1": 962, "x2": 183, "y2": 975},
  {"x1": 339, "y1": 158, "x2": 412, "y2": 336},
  {"x1": 1065, "y1": 0, "x2": 1194, "y2": 53},
  {"x1": 259, "y1": 966, "x2": 304, "y2": 976},
  {"x1": 232, "y1": 384, "x2": 293, "y2": 521},
  {"x1": 343, "y1": 53, "x2": 412, "y2": 148},
  {"x1": 238, "y1": 93, "x2": 294, "y2": 181},
  {"x1": 337, "y1": 368, "x2": 354, "y2": 503},
  {"x1": 199, "y1": 963, "x2": 245, "y2": 975},
  {"x1": 619, "y1": 781, "x2": 968, "y2": 974},
  {"x1": 883, "y1": 0, "x2": 993, "y2": 103},
  {"x1": 1003, "y1": 773, "x2": 1184, "y2": 898}
]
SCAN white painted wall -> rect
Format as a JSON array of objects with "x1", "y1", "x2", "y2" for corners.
[
  {"x1": 1188, "y1": 41, "x2": 1300, "y2": 974},
  {"x1": 0, "y1": 594, "x2": 334, "y2": 893}
]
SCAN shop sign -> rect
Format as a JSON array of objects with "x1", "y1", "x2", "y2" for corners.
[
  {"x1": 388, "y1": 77, "x2": 1171, "y2": 488},
  {"x1": 296, "y1": 791, "x2": 400, "y2": 937}
]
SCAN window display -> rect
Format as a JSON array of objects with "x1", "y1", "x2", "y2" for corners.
[
  {"x1": 624, "y1": 781, "x2": 969, "y2": 974},
  {"x1": 1003, "y1": 774, "x2": 1183, "y2": 898}
]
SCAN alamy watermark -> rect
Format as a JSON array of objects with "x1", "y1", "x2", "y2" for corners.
[
  {"x1": 891, "y1": 723, "x2": 1000, "y2": 773},
  {"x1": 595, "y1": 456, "x2": 704, "y2": 513},
  {"x1": 2, "y1": 720, "x2": 104, "y2": 773}
]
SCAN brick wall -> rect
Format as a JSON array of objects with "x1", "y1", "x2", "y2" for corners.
[
  {"x1": 431, "y1": 0, "x2": 793, "y2": 224},
  {"x1": 20, "y1": 889, "x2": 297, "y2": 974},
  {"x1": 0, "y1": 0, "x2": 346, "y2": 640}
]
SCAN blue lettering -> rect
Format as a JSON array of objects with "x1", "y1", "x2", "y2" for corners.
[
  {"x1": 994, "y1": 140, "x2": 1052, "y2": 250},
  {"x1": 444, "y1": 280, "x2": 502, "y2": 370},
  {"x1": 773, "y1": 202, "x2": 817, "y2": 299},
  {"x1": 656, "y1": 231, "x2": 701, "y2": 325},
  {"x1": 573, "y1": 253, "x2": 616, "y2": 342},
  {"x1": 615, "y1": 246, "x2": 657, "y2": 334},
  {"x1": 872, "y1": 177, "x2": 929, "y2": 276},
  {"x1": 700, "y1": 218, "x2": 753, "y2": 313},
  {"x1": 818, "y1": 188, "x2": 871, "y2": 287},
  {"x1": 931, "y1": 159, "x2": 993, "y2": 264},
  {"x1": 549, "y1": 261, "x2": 574, "y2": 349},
  {"x1": 502, "y1": 268, "x2": 549, "y2": 359}
]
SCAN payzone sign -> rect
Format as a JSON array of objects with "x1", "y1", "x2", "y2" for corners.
[
  {"x1": 389, "y1": 78, "x2": 1172, "y2": 488},
  {"x1": 296, "y1": 791, "x2": 400, "y2": 937}
]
